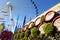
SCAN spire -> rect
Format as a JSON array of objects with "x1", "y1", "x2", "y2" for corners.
[{"x1": 22, "y1": 16, "x2": 26, "y2": 27}]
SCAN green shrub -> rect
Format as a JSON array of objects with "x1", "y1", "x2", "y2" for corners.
[
  {"x1": 30, "y1": 22, "x2": 35, "y2": 28},
  {"x1": 55, "y1": 33, "x2": 60, "y2": 40},
  {"x1": 28, "y1": 37, "x2": 31, "y2": 40},
  {"x1": 13, "y1": 33, "x2": 20, "y2": 40},
  {"x1": 24, "y1": 37, "x2": 28, "y2": 40},
  {"x1": 22, "y1": 37, "x2": 31, "y2": 40},
  {"x1": 43, "y1": 23, "x2": 54, "y2": 36},
  {"x1": 20, "y1": 32, "x2": 25, "y2": 39},
  {"x1": 39, "y1": 34, "x2": 45, "y2": 40},
  {"x1": 25, "y1": 29, "x2": 30, "y2": 37},
  {"x1": 29, "y1": 35, "x2": 33, "y2": 40},
  {"x1": 40, "y1": 15, "x2": 45, "y2": 23},
  {"x1": 31, "y1": 27, "x2": 39, "y2": 38}
]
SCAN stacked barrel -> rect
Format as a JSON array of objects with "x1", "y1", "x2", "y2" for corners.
[{"x1": 22, "y1": 10, "x2": 60, "y2": 34}]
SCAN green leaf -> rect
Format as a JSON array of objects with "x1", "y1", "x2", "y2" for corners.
[
  {"x1": 43, "y1": 23, "x2": 54, "y2": 36},
  {"x1": 31, "y1": 27, "x2": 39, "y2": 38}
]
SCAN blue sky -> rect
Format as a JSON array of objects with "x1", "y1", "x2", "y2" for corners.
[{"x1": 0, "y1": 0, "x2": 60, "y2": 28}]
